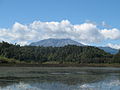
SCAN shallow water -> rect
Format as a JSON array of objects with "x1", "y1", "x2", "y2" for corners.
[{"x1": 0, "y1": 67, "x2": 120, "y2": 90}]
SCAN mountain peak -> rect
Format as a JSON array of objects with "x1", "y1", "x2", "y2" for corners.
[{"x1": 30, "y1": 38, "x2": 84, "y2": 47}]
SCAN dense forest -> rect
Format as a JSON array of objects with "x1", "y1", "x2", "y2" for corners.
[{"x1": 0, "y1": 41, "x2": 120, "y2": 64}]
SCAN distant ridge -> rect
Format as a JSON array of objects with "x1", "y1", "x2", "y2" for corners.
[
  {"x1": 29, "y1": 38, "x2": 119, "y2": 54},
  {"x1": 30, "y1": 38, "x2": 84, "y2": 47},
  {"x1": 98, "y1": 47, "x2": 119, "y2": 54}
]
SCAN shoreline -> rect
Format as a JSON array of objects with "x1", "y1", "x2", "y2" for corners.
[{"x1": 0, "y1": 63, "x2": 120, "y2": 67}]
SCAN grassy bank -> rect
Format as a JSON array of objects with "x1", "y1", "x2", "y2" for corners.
[
  {"x1": 0, "y1": 56, "x2": 120, "y2": 67},
  {"x1": 0, "y1": 63, "x2": 120, "y2": 67}
]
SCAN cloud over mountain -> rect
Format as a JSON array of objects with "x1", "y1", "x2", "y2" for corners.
[
  {"x1": 0, "y1": 20, "x2": 120, "y2": 46},
  {"x1": 107, "y1": 43, "x2": 120, "y2": 49}
]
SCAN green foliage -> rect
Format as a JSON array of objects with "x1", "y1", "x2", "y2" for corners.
[
  {"x1": 0, "y1": 56, "x2": 20, "y2": 64},
  {"x1": 0, "y1": 41, "x2": 119, "y2": 64},
  {"x1": 112, "y1": 51, "x2": 120, "y2": 63}
]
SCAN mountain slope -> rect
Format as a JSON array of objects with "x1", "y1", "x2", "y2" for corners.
[
  {"x1": 98, "y1": 47, "x2": 119, "y2": 54},
  {"x1": 30, "y1": 38, "x2": 119, "y2": 54},
  {"x1": 30, "y1": 38, "x2": 84, "y2": 47}
]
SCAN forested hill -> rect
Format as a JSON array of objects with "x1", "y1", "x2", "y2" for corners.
[{"x1": 0, "y1": 41, "x2": 120, "y2": 64}]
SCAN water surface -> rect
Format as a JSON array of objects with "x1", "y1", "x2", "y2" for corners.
[{"x1": 0, "y1": 67, "x2": 120, "y2": 90}]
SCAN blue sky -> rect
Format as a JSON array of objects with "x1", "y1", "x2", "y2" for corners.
[
  {"x1": 0, "y1": 0, "x2": 120, "y2": 49},
  {"x1": 0, "y1": 0, "x2": 120, "y2": 28}
]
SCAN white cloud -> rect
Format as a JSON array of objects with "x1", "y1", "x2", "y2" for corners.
[
  {"x1": 0, "y1": 20, "x2": 120, "y2": 46},
  {"x1": 101, "y1": 28, "x2": 120, "y2": 40},
  {"x1": 107, "y1": 43, "x2": 120, "y2": 49},
  {"x1": 74, "y1": 23, "x2": 103, "y2": 43}
]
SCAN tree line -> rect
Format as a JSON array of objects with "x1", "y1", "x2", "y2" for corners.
[{"x1": 0, "y1": 41, "x2": 120, "y2": 64}]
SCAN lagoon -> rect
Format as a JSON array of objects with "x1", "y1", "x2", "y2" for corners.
[{"x1": 0, "y1": 67, "x2": 120, "y2": 90}]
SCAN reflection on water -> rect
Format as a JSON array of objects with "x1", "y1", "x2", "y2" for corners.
[
  {"x1": 1, "y1": 79, "x2": 120, "y2": 90},
  {"x1": 0, "y1": 67, "x2": 120, "y2": 90}
]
